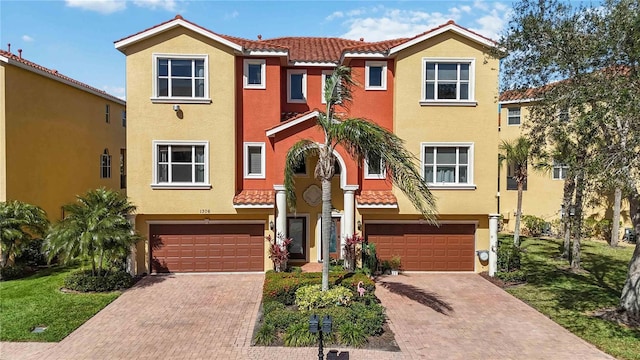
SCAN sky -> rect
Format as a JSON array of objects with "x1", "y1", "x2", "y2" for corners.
[{"x1": 0, "y1": 0, "x2": 519, "y2": 100}]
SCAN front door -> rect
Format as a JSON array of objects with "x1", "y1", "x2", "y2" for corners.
[
  {"x1": 287, "y1": 217, "x2": 306, "y2": 260},
  {"x1": 321, "y1": 217, "x2": 341, "y2": 260}
]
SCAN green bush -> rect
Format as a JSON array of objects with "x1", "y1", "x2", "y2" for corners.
[
  {"x1": 64, "y1": 270, "x2": 133, "y2": 292},
  {"x1": 522, "y1": 215, "x2": 546, "y2": 237},
  {"x1": 348, "y1": 302, "x2": 386, "y2": 336},
  {"x1": 583, "y1": 218, "x2": 614, "y2": 241},
  {"x1": 497, "y1": 242, "x2": 521, "y2": 272},
  {"x1": 14, "y1": 238, "x2": 48, "y2": 267},
  {"x1": 262, "y1": 300, "x2": 286, "y2": 315},
  {"x1": 338, "y1": 322, "x2": 367, "y2": 347},
  {"x1": 254, "y1": 323, "x2": 276, "y2": 345},
  {"x1": 295, "y1": 285, "x2": 352, "y2": 310},
  {"x1": 263, "y1": 308, "x2": 306, "y2": 331},
  {"x1": 0, "y1": 265, "x2": 29, "y2": 280},
  {"x1": 283, "y1": 321, "x2": 318, "y2": 347},
  {"x1": 496, "y1": 269, "x2": 527, "y2": 283}
]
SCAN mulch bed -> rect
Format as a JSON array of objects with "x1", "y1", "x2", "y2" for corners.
[{"x1": 478, "y1": 272, "x2": 526, "y2": 288}]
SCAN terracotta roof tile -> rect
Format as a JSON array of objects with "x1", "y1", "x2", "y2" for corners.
[
  {"x1": 265, "y1": 109, "x2": 319, "y2": 133},
  {"x1": 342, "y1": 38, "x2": 408, "y2": 53},
  {"x1": 356, "y1": 190, "x2": 398, "y2": 206},
  {"x1": 233, "y1": 189, "x2": 275, "y2": 206},
  {"x1": 262, "y1": 37, "x2": 363, "y2": 62},
  {"x1": 402, "y1": 20, "x2": 497, "y2": 47},
  {"x1": 0, "y1": 50, "x2": 124, "y2": 104}
]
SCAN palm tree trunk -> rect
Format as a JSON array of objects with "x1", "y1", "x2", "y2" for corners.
[
  {"x1": 571, "y1": 170, "x2": 586, "y2": 270},
  {"x1": 513, "y1": 183, "x2": 524, "y2": 247},
  {"x1": 611, "y1": 186, "x2": 622, "y2": 247},
  {"x1": 562, "y1": 175, "x2": 576, "y2": 259},
  {"x1": 620, "y1": 189, "x2": 640, "y2": 317},
  {"x1": 1, "y1": 243, "x2": 13, "y2": 268},
  {"x1": 321, "y1": 178, "x2": 332, "y2": 291}
]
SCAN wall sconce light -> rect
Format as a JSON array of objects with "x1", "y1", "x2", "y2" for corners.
[
  {"x1": 357, "y1": 220, "x2": 362, "y2": 230},
  {"x1": 269, "y1": 220, "x2": 275, "y2": 231},
  {"x1": 476, "y1": 250, "x2": 489, "y2": 262},
  {"x1": 173, "y1": 104, "x2": 180, "y2": 112}
]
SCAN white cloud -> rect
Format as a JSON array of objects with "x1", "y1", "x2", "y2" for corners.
[
  {"x1": 132, "y1": 0, "x2": 177, "y2": 12},
  {"x1": 22, "y1": 35, "x2": 34, "y2": 42},
  {"x1": 103, "y1": 85, "x2": 126, "y2": 100},
  {"x1": 331, "y1": 3, "x2": 511, "y2": 42},
  {"x1": 65, "y1": 0, "x2": 126, "y2": 14},
  {"x1": 224, "y1": 10, "x2": 239, "y2": 20}
]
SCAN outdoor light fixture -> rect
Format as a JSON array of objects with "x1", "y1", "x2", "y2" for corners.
[
  {"x1": 173, "y1": 104, "x2": 180, "y2": 112},
  {"x1": 476, "y1": 250, "x2": 489, "y2": 262},
  {"x1": 269, "y1": 220, "x2": 275, "y2": 231},
  {"x1": 357, "y1": 220, "x2": 362, "y2": 230}
]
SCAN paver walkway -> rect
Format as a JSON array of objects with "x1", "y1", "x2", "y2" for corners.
[{"x1": 1, "y1": 273, "x2": 614, "y2": 360}]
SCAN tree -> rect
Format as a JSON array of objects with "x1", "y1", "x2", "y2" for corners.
[
  {"x1": 45, "y1": 188, "x2": 141, "y2": 276},
  {"x1": 0, "y1": 201, "x2": 49, "y2": 268},
  {"x1": 284, "y1": 66, "x2": 437, "y2": 291}
]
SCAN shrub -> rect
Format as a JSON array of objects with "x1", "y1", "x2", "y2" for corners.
[
  {"x1": 348, "y1": 302, "x2": 385, "y2": 336},
  {"x1": 254, "y1": 323, "x2": 276, "y2": 345},
  {"x1": 343, "y1": 233, "x2": 364, "y2": 271},
  {"x1": 362, "y1": 242, "x2": 378, "y2": 274},
  {"x1": 583, "y1": 218, "x2": 614, "y2": 241},
  {"x1": 497, "y1": 242, "x2": 521, "y2": 272},
  {"x1": 0, "y1": 265, "x2": 29, "y2": 280},
  {"x1": 266, "y1": 233, "x2": 292, "y2": 272},
  {"x1": 262, "y1": 300, "x2": 286, "y2": 315},
  {"x1": 521, "y1": 215, "x2": 546, "y2": 237},
  {"x1": 295, "y1": 285, "x2": 353, "y2": 310},
  {"x1": 64, "y1": 269, "x2": 133, "y2": 292},
  {"x1": 338, "y1": 322, "x2": 367, "y2": 347},
  {"x1": 14, "y1": 238, "x2": 47, "y2": 267},
  {"x1": 263, "y1": 308, "x2": 306, "y2": 331},
  {"x1": 496, "y1": 269, "x2": 527, "y2": 283},
  {"x1": 283, "y1": 321, "x2": 318, "y2": 347}
]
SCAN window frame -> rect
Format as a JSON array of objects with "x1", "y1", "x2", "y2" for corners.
[
  {"x1": 421, "y1": 142, "x2": 475, "y2": 189},
  {"x1": 287, "y1": 69, "x2": 307, "y2": 103},
  {"x1": 243, "y1": 142, "x2": 266, "y2": 179},
  {"x1": 506, "y1": 161, "x2": 527, "y2": 190},
  {"x1": 365, "y1": 61, "x2": 387, "y2": 90},
  {"x1": 364, "y1": 153, "x2": 386, "y2": 179},
  {"x1": 421, "y1": 58, "x2": 476, "y2": 106},
  {"x1": 552, "y1": 161, "x2": 570, "y2": 180},
  {"x1": 507, "y1": 107, "x2": 521, "y2": 126},
  {"x1": 243, "y1": 59, "x2": 266, "y2": 89},
  {"x1": 100, "y1": 149, "x2": 111, "y2": 179},
  {"x1": 105, "y1": 104, "x2": 110, "y2": 123},
  {"x1": 151, "y1": 140, "x2": 211, "y2": 189},
  {"x1": 151, "y1": 53, "x2": 211, "y2": 104}
]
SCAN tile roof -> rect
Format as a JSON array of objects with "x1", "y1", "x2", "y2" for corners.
[
  {"x1": 0, "y1": 50, "x2": 125, "y2": 104},
  {"x1": 342, "y1": 38, "x2": 408, "y2": 54},
  {"x1": 261, "y1": 37, "x2": 363, "y2": 63},
  {"x1": 233, "y1": 189, "x2": 275, "y2": 207},
  {"x1": 265, "y1": 109, "x2": 319, "y2": 135},
  {"x1": 405, "y1": 20, "x2": 497, "y2": 46},
  {"x1": 356, "y1": 190, "x2": 398, "y2": 206}
]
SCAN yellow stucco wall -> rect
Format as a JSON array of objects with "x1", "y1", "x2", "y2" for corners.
[
  {"x1": 123, "y1": 27, "x2": 238, "y2": 215},
  {"x1": 1, "y1": 62, "x2": 125, "y2": 220},
  {"x1": 0, "y1": 64, "x2": 6, "y2": 202}
]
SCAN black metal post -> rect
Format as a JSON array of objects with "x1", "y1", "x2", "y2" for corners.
[{"x1": 318, "y1": 330, "x2": 324, "y2": 360}]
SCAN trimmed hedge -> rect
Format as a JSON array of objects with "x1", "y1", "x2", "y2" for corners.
[{"x1": 64, "y1": 270, "x2": 133, "y2": 292}]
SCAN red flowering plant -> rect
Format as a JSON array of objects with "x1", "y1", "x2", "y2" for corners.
[
  {"x1": 266, "y1": 232, "x2": 293, "y2": 272},
  {"x1": 343, "y1": 233, "x2": 364, "y2": 271}
]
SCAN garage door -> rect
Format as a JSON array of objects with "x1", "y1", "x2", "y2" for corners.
[
  {"x1": 366, "y1": 223, "x2": 475, "y2": 271},
  {"x1": 149, "y1": 224, "x2": 264, "y2": 273}
]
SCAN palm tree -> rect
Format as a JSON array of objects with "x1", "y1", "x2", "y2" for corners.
[
  {"x1": 284, "y1": 66, "x2": 437, "y2": 291},
  {"x1": 45, "y1": 188, "x2": 140, "y2": 276},
  {"x1": 499, "y1": 136, "x2": 533, "y2": 248},
  {"x1": 0, "y1": 201, "x2": 49, "y2": 268}
]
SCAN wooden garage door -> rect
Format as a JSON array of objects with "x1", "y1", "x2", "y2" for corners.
[
  {"x1": 366, "y1": 224, "x2": 475, "y2": 271},
  {"x1": 150, "y1": 224, "x2": 264, "y2": 273}
]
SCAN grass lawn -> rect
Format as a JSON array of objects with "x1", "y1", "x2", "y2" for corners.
[
  {"x1": 0, "y1": 266, "x2": 121, "y2": 342},
  {"x1": 501, "y1": 234, "x2": 640, "y2": 360}
]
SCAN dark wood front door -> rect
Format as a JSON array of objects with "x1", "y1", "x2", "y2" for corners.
[{"x1": 287, "y1": 217, "x2": 306, "y2": 260}]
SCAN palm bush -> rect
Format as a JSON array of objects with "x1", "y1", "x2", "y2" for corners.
[
  {"x1": 0, "y1": 200, "x2": 49, "y2": 269},
  {"x1": 45, "y1": 188, "x2": 141, "y2": 276}
]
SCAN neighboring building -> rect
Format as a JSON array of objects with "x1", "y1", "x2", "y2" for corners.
[
  {"x1": 115, "y1": 15, "x2": 500, "y2": 275},
  {"x1": 0, "y1": 49, "x2": 126, "y2": 221},
  {"x1": 498, "y1": 92, "x2": 631, "y2": 233}
]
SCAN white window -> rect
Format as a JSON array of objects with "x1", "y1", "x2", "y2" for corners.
[
  {"x1": 507, "y1": 107, "x2": 521, "y2": 125},
  {"x1": 243, "y1": 59, "x2": 266, "y2": 89},
  {"x1": 365, "y1": 61, "x2": 387, "y2": 90},
  {"x1": 287, "y1": 69, "x2": 307, "y2": 103},
  {"x1": 365, "y1": 153, "x2": 386, "y2": 179},
  {"x1": 100, "y1": 149, "x2": 111, "y2": 179},
  {"x1": 105, "y1": 104, "x2": 110, "y2": 123},
  {"x1": 152, "y1": 141, "x2": 210, "y2": 189},
  {"x1": 422, "y1": 58, "x2": 475, "y2": 104},
  {"x1": 244, "y1": 142, "x2": 266, "y2": 178},
  {"x1": 121, "y1": 110, "x2": 126, "y2": 127},
  {"x1": 422, "y1": 143, "x2": 475, "y2": 188},
  {"x1": 152, "y1": 54, "x2": 209, "y2": 102},
  {"x1": 553, "y1": 162, "x2": 570, "y2": 180}
]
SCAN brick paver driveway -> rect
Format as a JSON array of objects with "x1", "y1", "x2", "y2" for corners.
[{"x1": 1, "y1": 273, "x2": 614, "y2": 360}]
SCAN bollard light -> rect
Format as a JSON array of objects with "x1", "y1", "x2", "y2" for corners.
[
  {"x1": 309, "y1": 314, "x2": 319, "y2": 334},
  {"x1": 322, "y1": 315, "x2": 332, "y2": 334}
]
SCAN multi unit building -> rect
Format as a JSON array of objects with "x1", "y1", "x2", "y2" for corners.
[
  {"x1": 0, "y1": 49, "x2": 126, "y2": 221},
  {"x1": 115, "y1": 15, "x2": 502, "y2": 275}
]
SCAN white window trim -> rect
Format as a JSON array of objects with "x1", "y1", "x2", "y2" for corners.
[
  {"x1": 421, "y1": 142, "x2": 476, "y2": 189},
  {"x1": 552, "y1": 162, "x2": 570, "y2": 180},
  {"x1": 420, "y1": 58, "x2": 476, "y2": 106},
  {"x1": 507, "y1": 107, "x2": 521, "y2": 126},
  {"x1": 321, "y1": 70, "x2": 333, "y2": 104},
  {"x1": 151, "y1": 140, "x2": 211, "y2": 189},
  {"x1": 100, "y1": 150, "x2": 111, "y2": 179},
  {"x1": 244, "y1": 142, "x2": 266, "y2": 179},
  {"x1": 151, "y1": 53, "x2": 211, "y2": 104},
  {"x1": 365, "y1": 61, "x2": 387, "y2": 90},
  {"x1": 243, "y1": 59, "x2": 266, "y2": 89},
  {"x1": 364, "y1": 155, "x2": 386, "y2": 179},
  {"x1": 105, "y1": 104, "x2": 110, "y2": 123},
  {"x1": 287, "y1": 69, "x2": 307, "y2": 103}
]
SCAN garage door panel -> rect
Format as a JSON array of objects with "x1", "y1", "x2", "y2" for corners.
[
  {"x1": 150, "y1": 224, "x2": 264, "y2": 273},
  {"x1": 366, "y1": 224, "x2": 475, "y2": 271}
]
